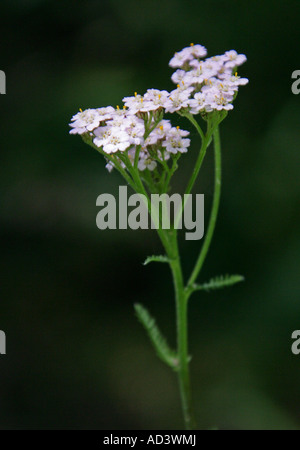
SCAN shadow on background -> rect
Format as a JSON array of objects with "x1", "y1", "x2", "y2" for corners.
[{"x1": 0, "y1": 0, "x2": 300, "y2": 429}]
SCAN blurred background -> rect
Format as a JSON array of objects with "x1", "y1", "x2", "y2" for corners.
[{"x1": 0, "y1": 0, "x2": 300, "y2": 430}]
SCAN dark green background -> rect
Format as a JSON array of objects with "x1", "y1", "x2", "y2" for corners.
[{"x1": 1, "y1": 0, "x2": 300, "y2": 429}]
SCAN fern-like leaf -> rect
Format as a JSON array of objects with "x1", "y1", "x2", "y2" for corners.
[
  {"x1": 143, "y1": 255, "x2": 170, "y2": 266},
  {"x1": 192, "y1": 274, "x2": 245, "y2": 292},
  {"x1": 134, "y1": 303, "x2": 179, "y2": 370}
]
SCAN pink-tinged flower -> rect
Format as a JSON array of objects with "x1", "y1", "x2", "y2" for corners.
[
  {"x1": 202, "y1": 78, "x2": 236, "y2": 97},
  {"x1": 162, "y1": 127, "x2": 191, "y2": 154},
  {"x1": 169, "y1": 44, "x2": 207, "y2": 68},
  {"x1": 188, "y1": 92, "x2": 212, "y2": 114},
  {"x1": 105, "y1": 162, "x2": 114, "y2": 172},
  {"x1": 93, "y1": 125, "x2": 131, "y2": 153},
  {"x1": 69, "y1": 108, "x2": 102, "y2": 134},
  {"x1": 125, "y1": 116, "x2": 145, "y2": 145},
  {"x1": 184, "y1": 61, "x2": 218, "y2": 86},
  {"x1": 143, "y1": 89, "x2": 171, "y2": 111},
  {"x1": 189, "y1": 44, "x2": 207, "y2": 59},
  {"x1": 138, "y1": 153, "x2": 157, "y2": 171},
  {"x1": 95, "y1": 106, "x2": 115, "y2": 121},
  {"x1": 109, "y1": 116, "x2": 129, "y2": 131},
  {"x1": 93, "y1": 126, "x2": 112, "y2": 148},
  {"x1": 102, "y1": 131, "x2": 131, "y2": 154},
  {"x1": 227, "y1": 74, "x2": 249, "y2": 87},
  {"x1": 122, "y1": 92, "x2": 146, "y2": 114},
  {"x1": 147, "y1": 120, "x2": 172, "y2": 145},
  {"x1": 224, "y1": 50, "x2": 247, "y2": 69},
  {"x1": 165, "y1": 87, "x2": 194, "y2": 113},
  {"x1": 205, "y1": 90, "x2": 234, "y2": 111},
  {"x1": 171, "y1": 69, "x2": 188, "y2": 85}
]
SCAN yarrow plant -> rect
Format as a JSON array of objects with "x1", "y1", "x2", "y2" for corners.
[{"x1": 69, "y1": 43, "x2": 248, "y2": 429}]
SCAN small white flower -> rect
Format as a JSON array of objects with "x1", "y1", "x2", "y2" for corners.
[
  {"x1": 206, "y1": 54, "x2": 227, "y2": 67},
  {"x1": 69, "y1": 126, "x2": 86, "y2": 135},
  {"x1": 105, "y1": 162, "x2": 114, "y2": 172},
  {"x1": 171, "y1": 69, "x2": 188, "y2": 85},
  {"x1": 227, "y1": 73, "x2": 249, "y2": 87},
  {"x1": 69, "y1": 108, "x2": 102, "y2": 134},
  {"x1": 188, "y1": 92, "x2": 212, "y2": 114},
  {"x1": 96, "y1": 106, "x2": 115, "y2": 121},
  {"x1": 112, "y1": 105, "x2": 128, "y2": 117},
  {"x1": 138, "y1": 154, "x2": 157, "y2": 171},
  {"x1": 143, "y1": 89, "x2": 171, "y2": 111},
  {"x1": 189, "y1": 44, "x2": 207, "y2": 59},
  {"x1": 184, "y1": 62, "x2": 214, "y2": 86},
  {"x1": 203, "y1": 78, "x2": 236, "y2": 97},
  {"x1": 94, "y1": 125, "x2": 131, "y2": 153},
  {"x1": 147, "y1": 120, "x2": 172, "y2": 145},
  {"x1": 196, "y1": 58, "x2": 221, "y2": 72},
  {"x1": 170, "y1": 126, "x2": 190, "y2": 138},
  {"x1": 165, "y1": 87, "x2": 194, "y2": 113},
  {"x1": 122, "y1": 93, "x2": 146, "y2": 114},
  {"x1": 102, "y1": 131, "x2": 131, "y2": 154},
  {"x1": 206, "y1": 90, "x2": 234, "y2": 111},
  {"x1": 169, "y1": 44, "x2": 207, "y2": 68},
  {"x1": 224, "y1": 50, "x2": 247, "y2": 69},
  {"x1": 109, "y1": 115, "x2": 129, "y2": 131},
  {"x1": 158, "y1": 149, "x2": 171, "y2": 162},
  {"x1": 169, "y1": 51, "x2": 189, "y2": 69},
  {"x1": 163, "y1": 137, "x2": 191, "y2": 154},
  {"x1": 125, "y1": 116, "x2": 145, "y2": 145},
  {"x1": 162, "y1": 127, "x2": 191, "y2": 154},
  {"x1": 93, "y1": 126, "x2": 112, "y2": 148}
]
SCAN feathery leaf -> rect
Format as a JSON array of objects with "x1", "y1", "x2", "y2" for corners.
[
  {"x1": 192, "y1": 274, "x2": 245, "y2": 292},
  {"x1": 143, "y1": 255, "x2": 170, "y2": 266},
  {"x1": 134, "y1": 303, "x2": 179, "y2": 370}
]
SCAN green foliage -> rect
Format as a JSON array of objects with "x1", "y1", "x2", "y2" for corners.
[
  {"x1": 134, "y1": 303, "x2": 179, "y2": 370},
  {"x1": 192, "y1": 274, "x2": 245, "y2": 293},
  {"x1": 143, "y1": 255, "x2": 170, "y2": 265}
]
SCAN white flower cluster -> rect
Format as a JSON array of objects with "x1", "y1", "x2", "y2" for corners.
[
  {"x1": 69, "y1": 100, "x2": 190, "y2": 172},
  {"x1": 169, "y1": 44, "x2": 248, "y2": 113},
  {"x1": 69, "y1": 43, "x2": 248, "y2": 173}
]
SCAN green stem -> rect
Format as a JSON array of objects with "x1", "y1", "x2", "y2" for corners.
[
  {"x1": 122, "y1": 153, "x2": 172, "y2": 251},
  {"x1": 84, "y1": 137, "x2": 138, "y2": 191},
  {"x1": 184, "y1": 112, "x2": 205, "y2": 141},
  {"x1": 163, "y1": 153, "x2": 180, "y2": 192},
  {"x1": 174, "y1": 121, "x2": 211, "y2": 231},
  {"x1": 184, "y1": 132, "x2": 210, "y2": 197},
  {"x1": 166, "y1": 231, "x2": 195, "y2": 430},
  {"x1": 187, "y1": 125, "x2": 222, "y2": 290},
  {"x1": 85, "y1": 119, "x2": 222, "y2": 431},
  {"x1": 134, "y1": 145, "x2": 141, "y2": 170}
]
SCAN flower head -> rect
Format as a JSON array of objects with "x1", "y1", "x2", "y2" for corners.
[
  {"x1": 69, "y1": 108, "x2": 102, "y2": 134},
  {"x1": 169, "y1": 43, "x2": 207, "y2": 68},
  {"x1": 168, "y1": 44, "x2": 248, "y2": 114},
  {"x1": 143, "y1": 89, "x2": 171, "y2": 111},
  {"x1": 70, "y1": 43, "x2": 248, "y2": 174},
  {"x1": 123, "y1": 92, "x2": 146, "y2": 114},
  {"x1": 162, "y1": 126, "x2": 191, "y2": 154},
  {"x1": 165, "y1": 87, "x2": 194, "y2": 113},
  {"x1": 224, "y1": 50, "x2": 247, "y2": 69}
]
